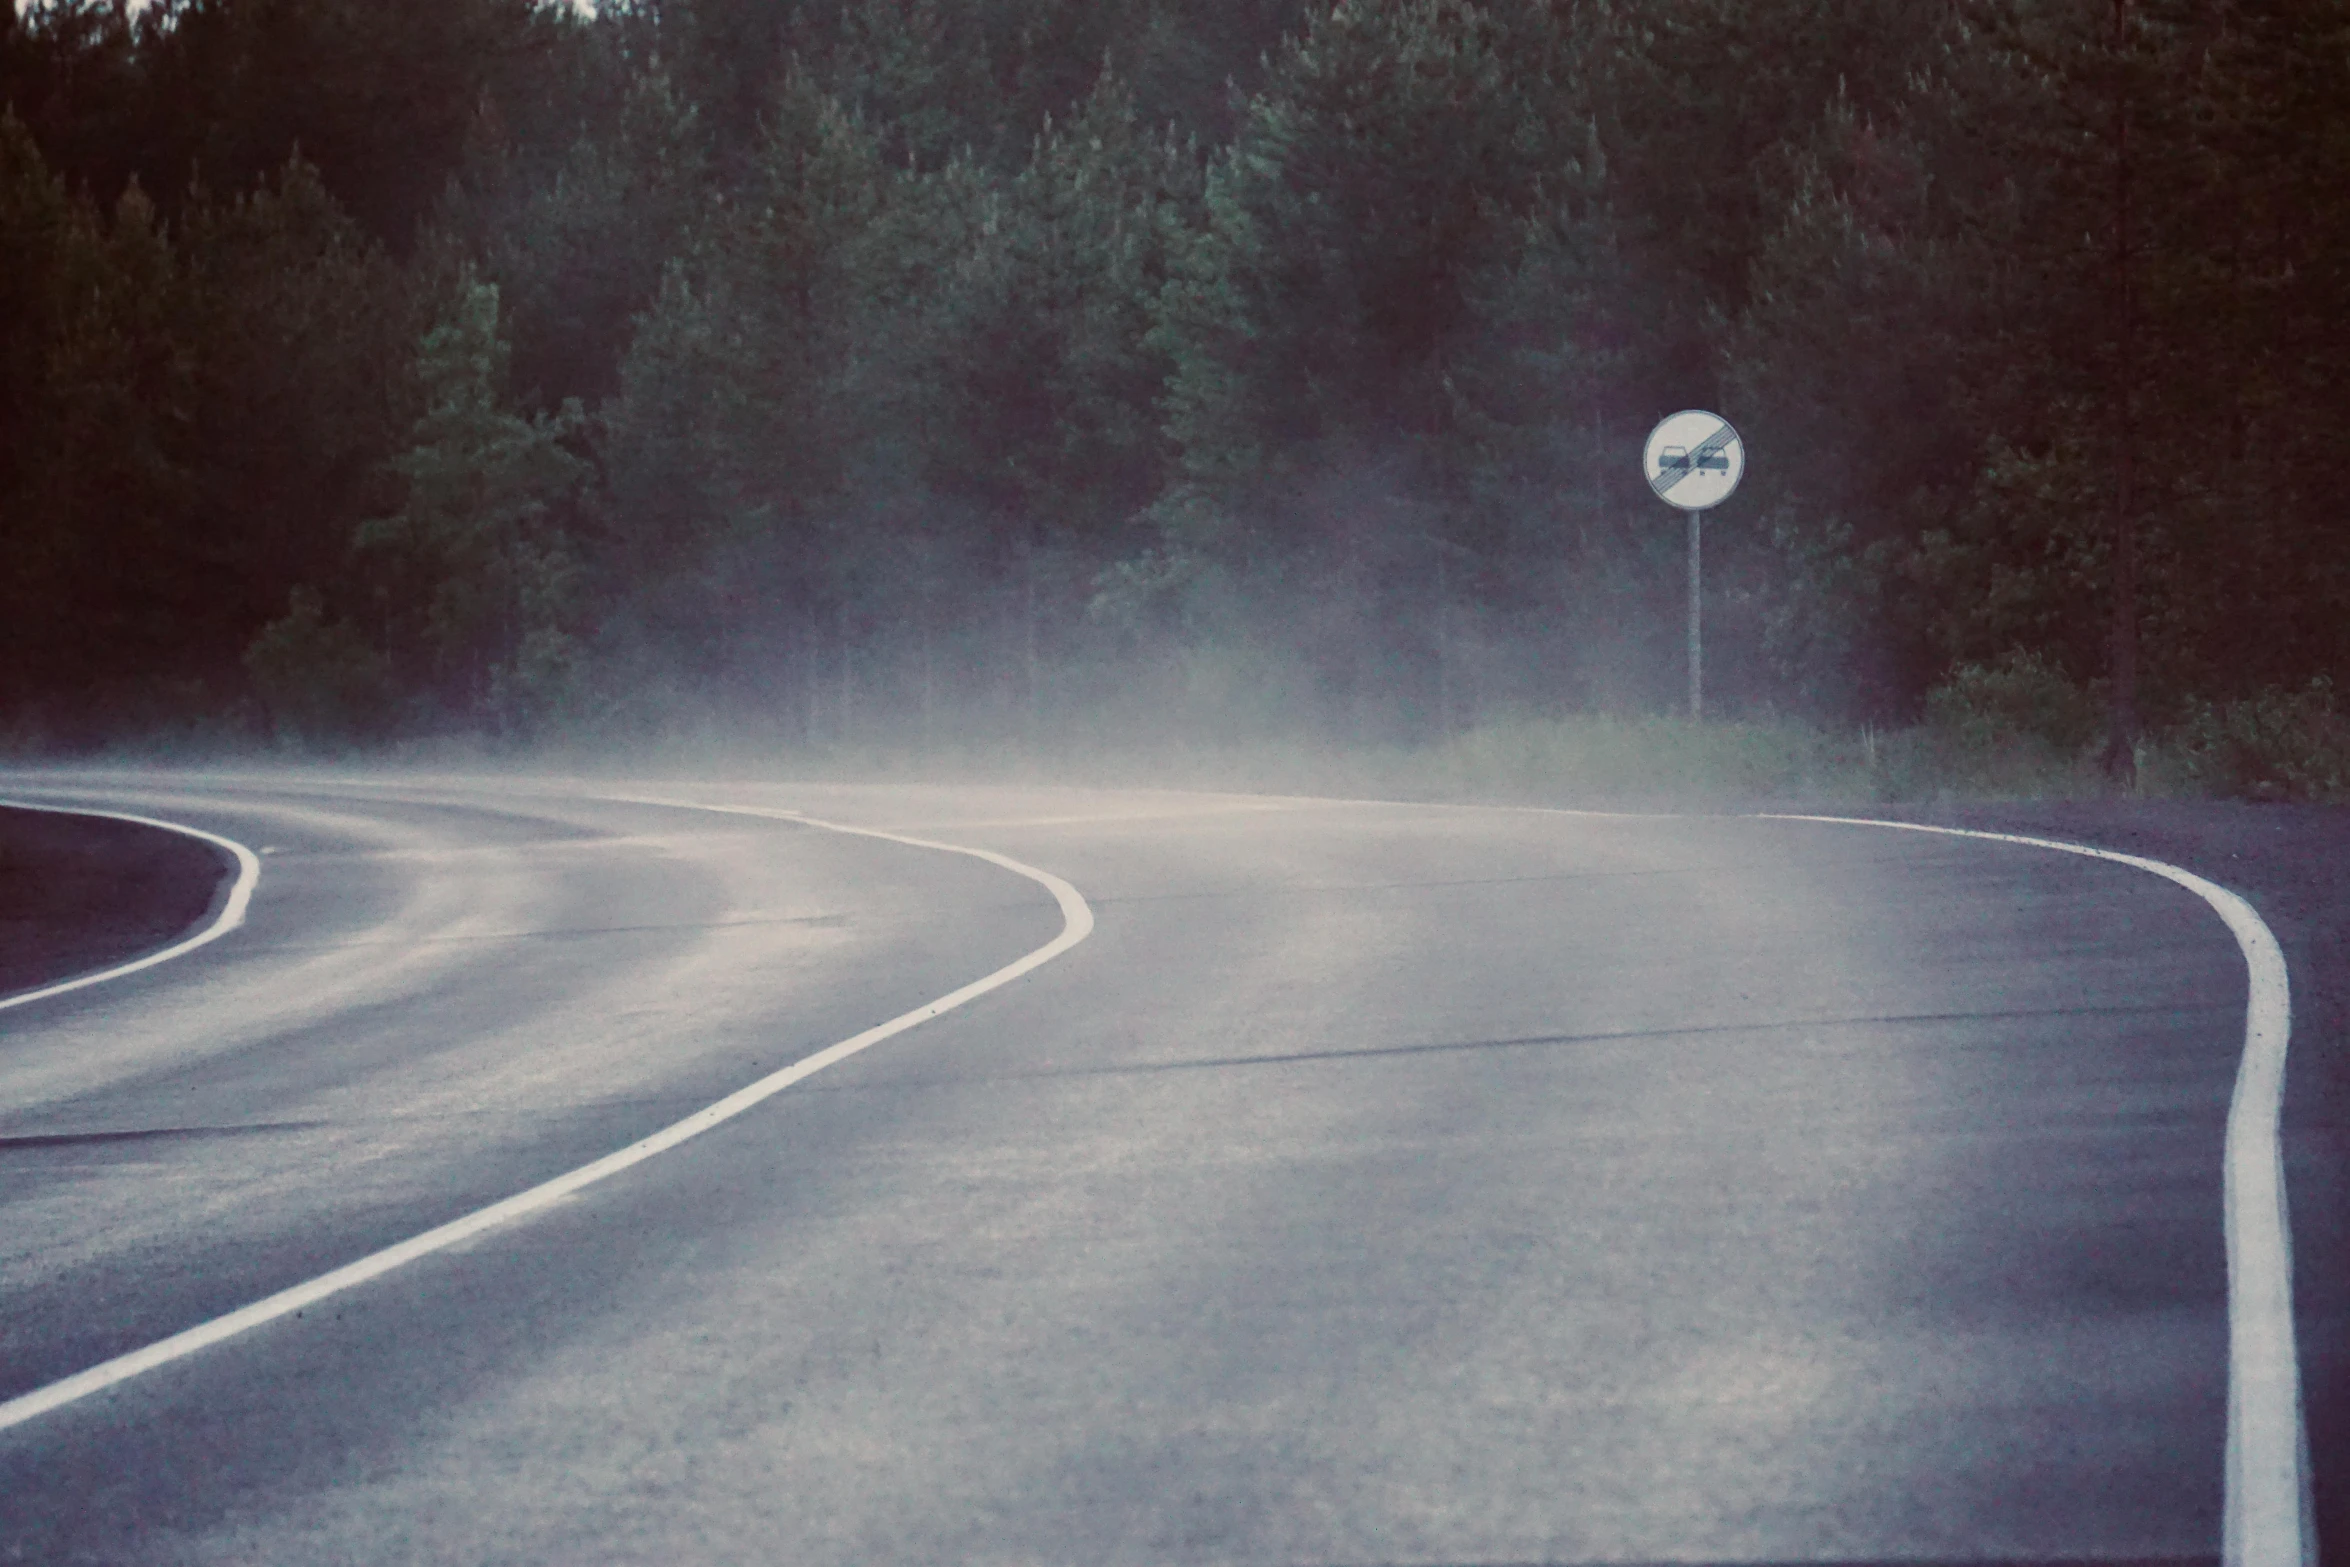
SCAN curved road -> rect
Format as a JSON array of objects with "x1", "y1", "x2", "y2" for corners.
[{"x1": 0, "y1": 772, "x2": 2287, "y2": 1564}]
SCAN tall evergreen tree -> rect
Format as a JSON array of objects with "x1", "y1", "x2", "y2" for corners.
[
  {"x1": 353, "y1": 275, "x2": 590, "y2": 731},
  {"x1": 183, "y1": 154, "x2": 419, "y2": 664},
  {"x1": 456, "y1": 57, "x2": 710, "y2": 411},
  {"x1": 597, "y1": 72, "x2": 900, "y2": 694}
]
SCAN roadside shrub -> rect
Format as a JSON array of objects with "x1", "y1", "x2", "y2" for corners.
[
  {"x1": 488, "y1": 624, "x2": 591, "y2": 738},
  {"x1": 2164, "y1": 680, "x2": 2350, "y2": 801},
  {"x1": 243, "y1": 586, "x2": 396, "y2": 747},
  {"x1": 1923, "y1": 650, "x2": 2103, "y2": 755},
  {"x1": 1430, "y1": 712, "x2": 1853, "y2": 805}
]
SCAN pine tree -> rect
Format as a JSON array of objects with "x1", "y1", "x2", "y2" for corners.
[
  {"x1": 355, "y1": 275, "x2": 590, "y2": 732},
  {"x1": 1146, "y1": 0, "x2": 1591, "y2": 731},
  {"x1": 597, "y1": 72, "x2": 900, "y2": 698},
  {"x1": 183, "y1": 154, "x2": 420, "y2": 667},
  {"x1": 0, "y1": 124, "x2": 204, "y2": 735},
  {"x1": 466, "y1": 58, "x2": 711, "y2": 410}
]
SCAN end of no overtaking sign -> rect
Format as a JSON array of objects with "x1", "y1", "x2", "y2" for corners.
[
  {"x1": 1644, "y1": 408, "x2": 1742, "y2": 722},
  {"x1": 1643, "y1": 410, "x2": 1743, "y2": 512}
]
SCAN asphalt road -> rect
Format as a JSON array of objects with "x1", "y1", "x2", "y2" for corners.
[{"x1": 0, "y1": 772, "x2": 2281, "y2": 1564}]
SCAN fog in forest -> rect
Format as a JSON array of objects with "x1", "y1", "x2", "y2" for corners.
[{"x1": 5, "y1": 0, "x2": 2346, "y2": 796}]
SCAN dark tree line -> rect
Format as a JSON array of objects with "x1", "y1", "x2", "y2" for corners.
[{"x1": 3, "y1": 0, "x2": 2345, "y2": 753}]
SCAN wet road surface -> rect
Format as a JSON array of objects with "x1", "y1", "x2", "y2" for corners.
[{"x1": 0, "y1": 773, "x2": 2264, "y2": 1564}]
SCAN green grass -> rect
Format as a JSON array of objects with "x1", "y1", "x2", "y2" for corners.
[
  {"x1": 26, "y1": 683, "x2": 2345, "y2": 812},
  {"x1": 1024, "y1": 713, "x2": 2218, "y2": 810},
  {"x1": 727, "y1": 712, "x2": 2148, "y2": 811}
]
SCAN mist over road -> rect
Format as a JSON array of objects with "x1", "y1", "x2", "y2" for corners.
[{"x1": 0, "y1": 773, "x2": 2280, "y2": 1564}]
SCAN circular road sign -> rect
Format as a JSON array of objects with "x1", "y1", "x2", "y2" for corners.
[{"x1": 1643, "y1": 409, "x2": 1744, "y2": 511}]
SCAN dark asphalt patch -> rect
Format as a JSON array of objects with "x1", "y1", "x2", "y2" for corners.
[
  {"x1": 0, "y1": 804, "x2": 228, "y2": 998},
  {"x1": 792, "y1": 1000, "x2": 2234, "y2": 1093},
  {"x1": 0, "y1": 1122, "x2": 324, "y2": 1152}
]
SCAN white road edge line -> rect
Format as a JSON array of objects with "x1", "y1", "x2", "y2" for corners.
[
  {"x1": 1760, "y1": 813, "x2": 2310, "y2": 1567},
  {"x1": 0, "y1": 795, "x2": 1093, "y2": 1437},
  {"x1": 0, "y1": 800, "x2": 262, "y2": 1015}
]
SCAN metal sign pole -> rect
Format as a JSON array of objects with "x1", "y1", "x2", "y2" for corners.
[
  {"x1": 1642, "y1": 410, "x2": 1741, "y2": 726},
  {"x1": 1687, "y1": 509, "x2": 1702, "y2": 722}
]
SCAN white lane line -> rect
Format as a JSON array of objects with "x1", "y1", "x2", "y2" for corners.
[
  {"x1": 0, "y1": 801, "x2": 262, "y2": 1014},
  {"x1": 1760, "y1": 813, "x2": 2309, "y2": 1567},
  {"x1": 0, "y1": 795, "x2": 1093, "y2": 1437}
]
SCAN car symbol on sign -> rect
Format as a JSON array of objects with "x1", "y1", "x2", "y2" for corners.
[{"x1": 1659, "y1": 445, "x2": 1729, "y2": 473}]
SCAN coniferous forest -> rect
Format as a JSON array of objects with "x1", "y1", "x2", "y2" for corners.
[{"x1": 4, "y1": 0, "x2": 2347, "y2": 777}]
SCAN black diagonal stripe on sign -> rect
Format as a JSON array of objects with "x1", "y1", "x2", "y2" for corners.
[{"x1": 1650, "y1": 421, "x2": 1735, "y2": 499}]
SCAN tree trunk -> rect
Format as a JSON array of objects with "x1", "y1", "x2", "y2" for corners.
[
  {"x1": 2102, "y1": 0, "x2": 2141, "y2": 784},
  {"x1": 801, "y1": 615, "x2": 819, "y2": 744},
  {"x1": 921, "y1": 597, "x2": 937, "y2": 752},
  {"x1": 1024, "y1": 531, "x2": 1041, "y2": 746},
  {"x1": 838, "y1": 600, "x2": 853, "y2": 742},
  {"x1": 1434, "y1": 535, "x2": 1451, "y2": 739}
]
